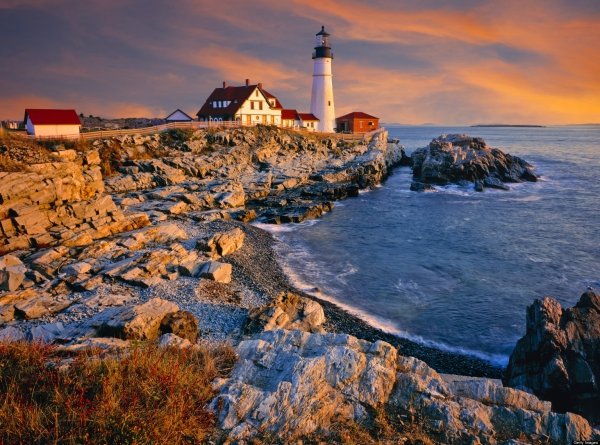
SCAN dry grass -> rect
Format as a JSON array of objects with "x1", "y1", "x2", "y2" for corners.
[{"x1": 0, "y1": 341, "x2": 236, "y2": 445}]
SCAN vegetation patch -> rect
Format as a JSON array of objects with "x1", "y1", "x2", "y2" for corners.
[{"x1": 0, "y1": 341, "x2": 236, "y2": 445}]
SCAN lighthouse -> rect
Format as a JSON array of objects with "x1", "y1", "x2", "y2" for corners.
[{"x1": 310, "y1": 26, "x2": 336, "y2": 133}]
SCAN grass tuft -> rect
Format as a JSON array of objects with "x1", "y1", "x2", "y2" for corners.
[{"x1": 0, "y1": 341, "x2": 236, "y2": 445}]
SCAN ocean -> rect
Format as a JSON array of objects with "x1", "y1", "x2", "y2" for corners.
[{"x1": 256, "y1": 125, "x2": 600, "y2": 367}]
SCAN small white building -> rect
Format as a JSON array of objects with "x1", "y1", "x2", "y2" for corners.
[
  {"x1": 24, "y1": 109, "x2": 81, "y2": 138},
  {"x1": 298, "y1": 113, "x2": 319, "y2": 131},
  {"x1": 165, "y1": 109, "x2": 193, "y2": 122},
  {"x1": 281, "y1": 109, "x2": 301, "y2": 128},
  {"x1": 196, "y1": 80, "x2": 283, "y2": 126}
]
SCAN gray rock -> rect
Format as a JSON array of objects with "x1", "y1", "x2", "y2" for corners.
[
  {"x1": 0, "y1": 326, "x2": 26, "y2": 342},
  {"x1": 505, "y1": 290, "x2": 600, "y2": 424},
  {"x1": 30, "y1": 322, "x2": 65, "y2": 343},
  {"x1": 245, "y1": 291, "x2": 325, "y2": 334},
  {"x1": 411, "y1": 134, "x2": 538, "y2": 190},
  {"x1": 212, "y1": 329, "x2": 596, "y2": 444},
  {"x1": 158, "y1": 333, "x2": 192, "y2": 349}
]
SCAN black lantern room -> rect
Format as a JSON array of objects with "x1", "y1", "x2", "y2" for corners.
[{"x1": 313, "y1": 26, "x2": 333, "y2": 59}]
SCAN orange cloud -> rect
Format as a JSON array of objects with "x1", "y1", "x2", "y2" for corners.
[{"x1": 0, "y1": 95, "x2": 165, "y2": 120}]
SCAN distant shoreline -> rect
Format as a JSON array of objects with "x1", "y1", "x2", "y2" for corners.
[{"x1": 471, "y1": 124, "x2": 545, "y2": 128}]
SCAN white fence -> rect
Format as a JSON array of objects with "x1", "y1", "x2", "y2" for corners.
[{"x1": 10, "y1": 121, "x2": 382, "y2": 143}]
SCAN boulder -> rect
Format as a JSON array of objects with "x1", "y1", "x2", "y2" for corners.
[
  {"x1": 159, "y1": 310, "x2": 199, "y2": 342},
  {"x1": 94, "y1": 298, "x2": 180, "y2": 340},
  {"x1": 212, "y1": 329, "x2": 596, "y2": 444},
  {"x1": 30, "y1": 322, "x2": 65, "y2": 343},
  {"x1": 410, "y1": 181, "x2": 436, "y2": 192},
  {"x1": 245, "y1": 291, "x2": 326, "y2": 334},
  {"x1": 505, "y1": 290, "x2": 600, "y2": 424},
  {"x1": 14, "y1": 294, "x2": 73, "y2": 320},
  {"x1": 411, "y1": 134, "x2": 538, "y2": 190},
  {"x1": 0, "y1": 254, "x2": 27, "y2": 291},
  {"x1": 199, "y1": 227, "x2": 245, "y2": 257},
  {"x1": 158, "y1": 333, "x2": 193, "y2": 349},
  {"x1": 199, "y1": 261, "x2": 232, "y2": 283}
]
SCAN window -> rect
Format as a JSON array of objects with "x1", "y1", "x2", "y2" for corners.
[
  {"x1": 328, "y1": 101, "x2": 331, "y2": 106},
  {"x1": 369, "y1": 121, "x2": 374, "y2": 126},
  {"x1": 255, "y1": 90, "x2": 259, "y2": 97},
  {"x1": 259, "y1": 101, "x2": 263, "y2": 110},
  {"x1": 218, "y1": 101, "x2": 222, "y2": 108},
  {"x1": 255, "y1": 115, "x2": 260, "y2": 120},
  {"x1": 251, "y1": 102, "x2": 255, "y2": 110},
  {"x1": 212, "y1": 101, "x2": 217, "y2": 108}
]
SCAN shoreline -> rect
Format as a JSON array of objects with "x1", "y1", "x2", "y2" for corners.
[{"x1": 232, "y1": 221, "x2": 504, "y2": 379}]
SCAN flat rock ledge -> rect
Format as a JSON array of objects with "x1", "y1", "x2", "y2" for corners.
[
  {"x1": 211, "y1": 329, "x2": 598, "y2": 444},
  {"x1": 410, "y1": 134, "x2": 538, "y2": 192}
]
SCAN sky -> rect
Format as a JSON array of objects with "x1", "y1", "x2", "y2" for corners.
[{"x1": 1, "y1": 0, "x2": 599, "y2": 125}]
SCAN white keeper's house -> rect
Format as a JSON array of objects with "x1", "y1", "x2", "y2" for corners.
[
  {"x1": 24, "y1": 109, "x2": 81, "y2": 138},
  {"x1": 196, "y1": 79, "x2": 283, "y2": 126}
]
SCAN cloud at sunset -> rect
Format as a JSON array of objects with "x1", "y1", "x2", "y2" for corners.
[{"x1": 0, "y1": 0, "x2": 598, "y2": 124}]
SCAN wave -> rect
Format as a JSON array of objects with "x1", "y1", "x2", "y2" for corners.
[
  {"x1": 272, "y1": 237, "x2": 509, "y2": 367},
  {"x1": 252, "y1": 219, "x2": 319, "y2": 233}
]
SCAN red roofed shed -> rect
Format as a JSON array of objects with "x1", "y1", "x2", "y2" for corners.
[
  {"x1": 24, "y1": 109, "x2": 81, "y2": 138},
  {"x1": 336, "y1": 111, "x2": 379, "y2": 133}
]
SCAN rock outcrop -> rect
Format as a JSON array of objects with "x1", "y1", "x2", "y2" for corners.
[
  {"x1": 505, "y1": 290, "x2": 600, "y2": 424},
  {"x1": 410, "y1": 134, "x2": 538, "y2": 191},
  {"x1": 212, "y1": 329, "x2": 597, "y2": 444},
  {"x1": 244, "y1": 291, "x2": 326, "y2": 334},
  {"x1": 0, "y1": 152, "x2": 149, "y2": 255}
]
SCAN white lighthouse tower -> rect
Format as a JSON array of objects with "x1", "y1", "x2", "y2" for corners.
[{"x1": 310, "y1": 26, "x2": 336, "y2": 133}]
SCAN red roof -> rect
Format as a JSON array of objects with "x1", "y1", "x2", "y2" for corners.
[
  {"x1": 336, "y1": 111, "x2": 379, "y2": 120},
  {"x1": 281, "y1": 109, "x2": 300, "y2": 120},
  {"x1": 298, "y1": 113, "x2": 319, "y2": 121},
  {"x1": 24, "y1": 109, "x2": 81, "y2": 125},
  {"x1": 260, "y1": 88, "x2": 283, "y2": 109},
  {"x1": 196, "y1": 83, "x2": 283, "y2": 119}
]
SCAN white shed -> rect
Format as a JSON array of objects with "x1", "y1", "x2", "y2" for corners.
[
  {"x1": 165, "y1": 109, "x2": 193, "y2": 122},
  {"x1": 24, "y1": 109, "x2": 81, "y2": 138}
]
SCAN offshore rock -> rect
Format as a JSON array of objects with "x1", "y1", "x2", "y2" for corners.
[
  {"x1": 212, "y1": 329, "x2": 597, "y2": 444},
  {"x1": 411, "y1": 134, "x2": 538, "y2": 190},
  {"x1": 505, "y1": 290, "x2": 600, "y2": 424}
]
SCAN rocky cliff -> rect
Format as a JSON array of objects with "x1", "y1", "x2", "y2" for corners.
[
  {"x1": 505, "y1": 290, "x2": 600, "y2": 424},
  {"x1": 0, "y1": 149, "x2": 149, "y2": 255}
]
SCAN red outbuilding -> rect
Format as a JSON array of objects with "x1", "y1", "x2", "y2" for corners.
[{"x1": 335, "y1": 111, "x2": 379, "y2": 133}]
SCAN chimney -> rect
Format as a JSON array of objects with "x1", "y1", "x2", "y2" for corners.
[
  {"x1": 222, "y1": 81, "x2": 227, "y2": 88},
  {"x1": 258, "y1": 82, "x2": 263, "y2": 90},
  {"x1": 245, "y1": 78, "x2": 249, "y2": 86}
]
